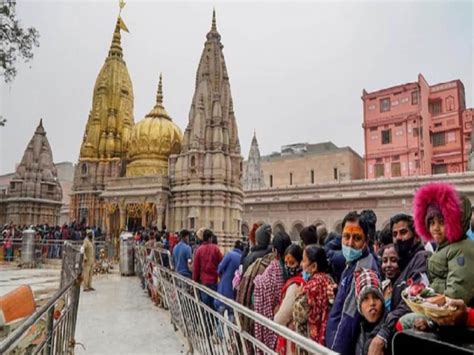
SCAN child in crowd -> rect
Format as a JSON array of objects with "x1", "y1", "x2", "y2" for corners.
[
  {"x1": 354, "y1": 268, "x2": 387, "y2": 355},
  {"x1": 413, "y1": 183, "x2": 474, "y2": 306},
  {"x1": 399, "y1": 182, "x2": 474, "y2": 331}
]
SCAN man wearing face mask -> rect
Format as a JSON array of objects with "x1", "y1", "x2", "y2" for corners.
[
  {"x1": 326, "y1": 211, "x2": 380, "y2": 355},
  {"x1": 367, "y1": 214, "x2": 431, "y2": 355}
]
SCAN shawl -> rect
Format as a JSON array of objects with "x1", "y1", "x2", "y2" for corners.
[{"x1": 253, "y1": 258, "x2": 286, "y2": 351}]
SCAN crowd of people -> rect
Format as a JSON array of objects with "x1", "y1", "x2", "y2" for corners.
[
  {"x1": 0, "y1": 222, "x2": 103, "y2": 260},
  {"x1": 148, "y1": 182, "x2": 474, "y2": 355}
]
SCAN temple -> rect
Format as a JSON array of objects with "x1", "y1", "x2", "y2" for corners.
[
  {"x1": 69, "y1": 8, "x2": 243, "y2": 248},
  {"x1": 0, "y1": 120, "x2": 62, "y2": 225},
  {"x1": 243, "y1": 132, "x2": 265, "y2": 190}
]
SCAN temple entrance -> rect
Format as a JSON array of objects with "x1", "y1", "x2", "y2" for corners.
[{"x1": 127, "y1": 217, "x2": 141, "y2": 232}]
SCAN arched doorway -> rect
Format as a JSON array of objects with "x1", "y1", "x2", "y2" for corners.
[
  {"x1": 290, "y1": 221, "x2": 304, "y2": 241},
  {"x1": 273, "y1": 222, "x2": 286, "y2": 235},
  {"x1": 333, "y1": 220, "x2": 343, "y2": 235}
]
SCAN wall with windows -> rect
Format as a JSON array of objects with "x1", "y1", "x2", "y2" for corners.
[{"x1": 363, "y1": 74, "x2": 471, "y2": 179}]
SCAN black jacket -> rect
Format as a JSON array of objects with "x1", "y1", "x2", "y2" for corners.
[
  {"x1": 242, "y1": 245, "x2": 272, "y2": 273},
  {"x1": 377, "y1": 242, "x2": 431, "y2": 343}
]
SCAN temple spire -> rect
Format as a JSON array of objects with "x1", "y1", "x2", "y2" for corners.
[
  {"x1": 211, "y1": 8, "x2": 217, "y2": 32},
  {"x1": 108, "y1": 1, "x2": 129, "y2": 59},
  {"x1": 156, "y1": 73, "x2": 163, "y2": 104}
]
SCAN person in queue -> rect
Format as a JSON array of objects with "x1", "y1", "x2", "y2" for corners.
[
  {"x1": 172, "y1": 229, "x2": 193, "y2": 278},
  {"x1": 253, "y1": 231, "x2": 292, "y2": 350},
  {"x1": 397, "y1": 183, "x2": 474, "y2": 332},
  {"x1": 355, "y1": 269, "x2": 387, "y2": 355},
  {"x1": 274, "y1": 244, "x2": 304, "y2": 355},
  {"x1": 367, "y1": 214, "x2": 430, "y2": 355},
  {"x1": 379, "y1": 244, "x2": 401, "y2": 312},
  {"x1": 242, "y1": 224, "x2": 272, "y2": 273},
  {"x1": 293, "y1": 245, "x2": 333, "y2": 347},
  {"x1": 325, "y1": 211, "x2": 379, "y2": 355},
  {"x1": 214, "y1": 240, "x2": 243, "y2": 321},
  {"x1": 192, "y1": 229, "x2": 223, "y2": 309}
]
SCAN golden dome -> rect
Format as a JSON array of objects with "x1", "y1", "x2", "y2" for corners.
[{"x1": 126, "y1": 75, "x2": 182, "y2": 177}]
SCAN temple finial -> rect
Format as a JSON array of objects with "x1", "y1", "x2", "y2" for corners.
[
  {"x1": 119, "y1": 0, "x2": 126, "y2": 15},
  {"x1": 156, "y1": 73, "x2": 163, "y2": 104},
  {"x1": 211, "y1": 8, "x2": 217, "y2": 31}
]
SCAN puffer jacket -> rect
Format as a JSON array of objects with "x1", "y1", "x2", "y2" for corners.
[
  {"x1": 325, "y1": 248, "x2": 380, "y2": 355},
  {"x1": 429, "y1": 237, "x2": 474, "y2": 306}
]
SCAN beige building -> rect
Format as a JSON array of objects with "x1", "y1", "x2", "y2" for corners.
[{"x1": 244, "y1": 141, "x2": 364, "y2": 189}]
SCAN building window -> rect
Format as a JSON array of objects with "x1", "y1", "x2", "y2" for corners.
[
  {"x1": 434, "y1": 122, "x2": 442, "y2": 128},
  {"x1": 380, "y1": 98, "x2": 391, "y2": 112},
  {"x1": 432, "y1": 164, "x2": 448, "y2": 175},
  {"x1": 392, "y1": 155, "x2": 400, "y2": 161},
  {"x1": 381, "y1": 129, "x2": 392, "y2": 145},
  {"x1": 415, "y1": 160, "x2": 420, "y2": 169},
  {"x1": 289, "y1": 172, "x2": 293, "y2": 185},
  {"x1": 391, "y1": 162, "x2": 401, "y2": 177},
  {"x1": 333, "y1": 168, "x2": 338, "y2": 180},
  {"x1": 370, "y1": 127, "x2": 378, "y2": 132},
  {"x1": 429, "y1": 99, "x2": 442, "y2": 115},
  {"x1": 375, "y1": 164, "x2": 385, "y2": 178},
  {"x1": 81, "y1": 163, "x2": 88, "y2": 176},
  {"x1": 310, "y1": 170, "x2": 314, "y2": 184},
  {"x1": 210, "y1": 220, "x2": 214, "y2": 229},
  {"x1": 411, "y1": 91, "x2": 419, "y2": 105},
  {"x1": 432, "y1": 132, "x2": 446, "y2": 147},
  {"x1": 413, "y1": 127, "x2": 419, "y2": 137},
  {"x1": 269, "y1": 174, "x2": 273, "y2": 187}
]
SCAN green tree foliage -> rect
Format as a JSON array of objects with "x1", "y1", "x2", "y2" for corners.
[{"x1": 0, "y1": 0, "x2": 40, "y2": 83}]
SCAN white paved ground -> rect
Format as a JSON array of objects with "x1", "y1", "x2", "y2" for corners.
[
  {"x1": 0, "y1": 265, "x2": 60, "y2": 302},
  {"x1": 75, "y1": 271, "x2": 187, "y2": 355}
]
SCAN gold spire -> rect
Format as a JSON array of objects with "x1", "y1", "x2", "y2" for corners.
[
  {"x1": 156, "y1": 73, "x2": 163, "y2": 104},
  {"x1": 108, "y1": 1, "x2": 129, "y2": 58},
  {"x1": 146, "y1": 74, "x2": 170, "y2": 120}
]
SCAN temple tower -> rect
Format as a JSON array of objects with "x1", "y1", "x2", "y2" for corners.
[
  {"x1": 6, "y1": 119, "x2": 62, "y2": 225},
  {"x1": 70, "y1": 9, "x2": 134, "y2": 228},
  {"x1": 243, "y1": 132, "x2": 265, "y2": 190},
  {"x1": 169, "y1": 10, "x2": 244, "y2": 247}
]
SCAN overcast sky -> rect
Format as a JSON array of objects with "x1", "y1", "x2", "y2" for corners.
[{"x1": 1, "y1": 0, "x2": 472, "y2": 174}]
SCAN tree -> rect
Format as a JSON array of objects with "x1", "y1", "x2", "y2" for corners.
[{"x1": 0, "y1": 1, "x2": 40, "y2": 83}]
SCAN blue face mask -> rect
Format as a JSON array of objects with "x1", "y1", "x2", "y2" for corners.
[
  {"x1": 302, "y1": 271, "x2": 312, "y2": 282},
  {"x1": 342, "y1": 244, "x2": 363, "y2": 262},
  {"x1": 384, "y1": 299, "x2": 391, "y2": 312}
]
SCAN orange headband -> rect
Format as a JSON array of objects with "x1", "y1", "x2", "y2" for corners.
[{"x1": 342, "y1": 225, "x2": 364, "y2": 236}]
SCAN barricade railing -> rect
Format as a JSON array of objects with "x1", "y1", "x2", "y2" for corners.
[
  {"x1": 135, "y1": 244, "x2": 337, "y2": 355},
  {"x1": 0, "y1": 242, "x2": 84, "y2": 354}
]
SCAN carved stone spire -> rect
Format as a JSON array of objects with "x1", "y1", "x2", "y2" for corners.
[
  {"x1": 244, "y1": 131, "x2": 265, "y2": 190},
  {"x1": 169, "y1": 9, "x2": 243, "y2": 247}
]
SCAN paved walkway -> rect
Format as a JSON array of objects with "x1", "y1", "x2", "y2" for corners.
[{"x1": 75, "y1": 271, "x2": 187, "y2": 354}]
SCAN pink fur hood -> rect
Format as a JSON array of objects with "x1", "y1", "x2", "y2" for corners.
[{"x1": 413, "y1": 183, "x2": 465, "y2": 244}]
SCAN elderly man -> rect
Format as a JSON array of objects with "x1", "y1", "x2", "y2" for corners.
[
  {"x1": 326, "y1": 211, "x2": 379, "y2": 355},
  {"x1": 367, "y1": 213, "x2": 431, "y2": 355},
  {"x1": 82, "y1": 230, "x2": 95, "y2": 292}
]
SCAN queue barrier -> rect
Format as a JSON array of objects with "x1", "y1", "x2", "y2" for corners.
[{"x1": 135, "y1": 244, "x2": 337, "y2": 355}]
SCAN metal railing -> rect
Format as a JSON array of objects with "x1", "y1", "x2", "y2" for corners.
[
  {"x1": 135, "y1": 245, "x2": 337, "y2": 355},
  {"x1": 0, "y1": 242, "x2": 83, "y2": 354}
]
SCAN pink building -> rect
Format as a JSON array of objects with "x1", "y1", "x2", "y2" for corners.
[{"x1": 362, "y1": 74, "x2": 472, "y2": 179}]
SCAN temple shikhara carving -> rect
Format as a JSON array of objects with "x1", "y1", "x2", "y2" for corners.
[
  {"x1": 1, "y1": 120, "x2": 62, "y2": 225},
  {"x1": 69, "y1": 8, "x2": 243, "y2": 248},
  {"x1": 243, "y1": 132, "x2": 265, "y2": 190}
]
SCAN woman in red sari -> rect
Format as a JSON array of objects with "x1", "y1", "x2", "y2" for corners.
[{"x1": 293, "y1": 245, "x2": 333, "y2": 347}]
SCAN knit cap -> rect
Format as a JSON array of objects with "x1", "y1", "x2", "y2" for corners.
[
  {"x1": 255, "y1": 224, "x2": 272, "y2": 247},
  {"x1": 354, "y1": 268, "x2": 383, "y2": 313}
]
